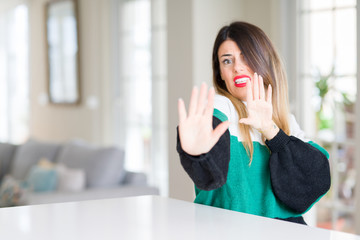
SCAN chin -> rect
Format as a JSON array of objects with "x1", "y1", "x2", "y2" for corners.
[{"x1": 230, "y1": 91, "x2": 246, "y2": 102}]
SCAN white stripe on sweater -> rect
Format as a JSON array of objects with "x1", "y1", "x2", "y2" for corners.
[{"x1": 214, "y1": 94, "x2": 309, "y2": 144}]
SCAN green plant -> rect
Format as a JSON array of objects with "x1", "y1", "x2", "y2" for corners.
[
  {"x1": 313, "y1": 66, "x2": 355, "y2": 132},
  {"x1": 314, "y1": 66, "x2": 335, "y2": 131}
]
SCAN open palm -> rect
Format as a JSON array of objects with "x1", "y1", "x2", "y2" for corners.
[
  {"x1": 178, "y1": 83, "x2": 230, "y2": 156},
  {"x1": 239, "y1": 73, "x2": 273, "y2": 132}
]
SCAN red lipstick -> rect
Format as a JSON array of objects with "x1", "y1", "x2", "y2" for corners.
[{"x1": 234, "y1": 75, "x2": 251, "y2": 88}]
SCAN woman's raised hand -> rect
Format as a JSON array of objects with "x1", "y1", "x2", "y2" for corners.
[
  {"x1": 178, "y1": 83, "x2": 230, "y2": 156},
  {"x1": 239, "y1": 73, "x2": 279, "y2": 140}
]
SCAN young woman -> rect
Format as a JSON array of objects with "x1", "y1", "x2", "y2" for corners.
[{"x1": 177, "y1": 21, "x2": 331, "y2": 224}]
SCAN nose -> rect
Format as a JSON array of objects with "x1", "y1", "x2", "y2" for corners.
[{"x1": 234, "y1": 58, "x2": 245, "y2": 73}]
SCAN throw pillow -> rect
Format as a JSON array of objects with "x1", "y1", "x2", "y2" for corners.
[
  {"x1": 26, "y1": 160, "x2": 58, "y2": 192},
  {"x1": 11, "y1": 139, "x2": 61, "y2": 181},
  {"x1": 55, "y1": 163, "x2": 85, "y2": 192},
  {"x1": 56, "y1": 140, "x2": 126, "y2": 188},
  {"x1": 0, "y1": 175, "x2": 28, "y2": 207}
]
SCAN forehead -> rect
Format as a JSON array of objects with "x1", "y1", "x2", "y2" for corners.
[{"x1": 218, "y1": 40, "x2": 241, "y2": 57}]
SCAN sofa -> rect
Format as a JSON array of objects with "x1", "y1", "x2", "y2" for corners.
[{"x1": 0, "y1": 139, "x2": 159, "y2": 207}]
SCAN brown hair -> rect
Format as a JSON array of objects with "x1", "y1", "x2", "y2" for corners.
[{"x1": 212, "y1": 21, "x2": 290, "y2": 163}]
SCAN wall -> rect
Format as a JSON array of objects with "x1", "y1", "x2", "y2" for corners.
[
  {"x1": 192, "y1": 0, "x2": 245, "y2": 87},
  {"x1": 28, "y1": 0, "x2": 113, "y2": 145},
  {"x1": 0, "y1": 0, "x2": 27, "y2": 13},
  {"x1": 167, "y1": 0, "x2": 195, "y2": 201}
]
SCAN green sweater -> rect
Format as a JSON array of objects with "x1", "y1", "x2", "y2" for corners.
[{"x1": 178, "y1": 94, "x2": 331, "y2": 222}]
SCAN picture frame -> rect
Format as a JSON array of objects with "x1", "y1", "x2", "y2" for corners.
[{"x1": 45, "y1": 0, "x2": 81, "y2": 105}]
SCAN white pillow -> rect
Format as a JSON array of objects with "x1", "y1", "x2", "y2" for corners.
[{"x1": 55, "y1": 164, "x2": 85, "y2": 192}]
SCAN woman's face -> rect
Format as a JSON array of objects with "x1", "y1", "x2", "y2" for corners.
[{"x1": 218, "y1": 39, "x2": 254, "y2": 101}]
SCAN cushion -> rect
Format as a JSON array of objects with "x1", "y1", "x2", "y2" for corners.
[
  {"x1": 10, "y1": 139, "x2": 61, "y2": 180},
  {"x1": 56, "y1": 140, "x2": 125, "y2": 188},
  {"x1": 0, "y1": 143, "x2": 17, "y2": 182},
  {"x1": 27, "y1": 164, "x2": 58, "y2": 192},
  {"x1": 0, "y1": 175, "x2": 28, "y2": 207},
  {"x1": 55, "y1": 163, "x2": 85, "y2": 192},
  {"x1": 122, "y1": 171, "x2": 147, "y2": 185}
]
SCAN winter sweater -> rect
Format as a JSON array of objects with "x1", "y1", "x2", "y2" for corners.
[{"x1": 177, "y1": 94, "x2": 331, "y2": 224}]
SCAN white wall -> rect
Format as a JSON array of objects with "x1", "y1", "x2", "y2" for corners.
[
  {"x1": 192, "y1": 0, "x2": 245, "y2": 87},
  {"x1": 28, "y1": 0, "x2": 113, "y2": 145},
  {"x1": 167, "y1": 0, "x2": 195, "y2": 201}
]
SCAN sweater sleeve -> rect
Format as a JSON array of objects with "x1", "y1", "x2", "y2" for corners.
[
  {"x1": 265, "y1": 129, "x2": 331, "y2": 213},
  {"x1": 176, "y1": 116, "x2": 230, "y2": 191}
]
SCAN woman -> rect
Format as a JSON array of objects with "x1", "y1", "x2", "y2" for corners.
[{"x1": 176, "y1": 21, "x2": 331, "y2": 224}]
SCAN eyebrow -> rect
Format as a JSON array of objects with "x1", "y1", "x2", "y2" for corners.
[{"x1": 220, "y1": 54, "x2": 232, "y2": 58}]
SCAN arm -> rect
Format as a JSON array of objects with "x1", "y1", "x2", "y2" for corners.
[
  {"x1": 177, "y1": 116, "x2": 230, "y2": 190},
  {"x1": 239, "y1": 74, "x2": 330, "y2": 213},
  {"x1": 266, "y1": 129, "x2": 331, "y2": 213},
  {"x1": 177, "y1": 83, "x2": 230, "y2": 190}
]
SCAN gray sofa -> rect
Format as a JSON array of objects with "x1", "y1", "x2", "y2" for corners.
[{"x1": 0, "y1": 139, "x2": 159, "y2": 207}]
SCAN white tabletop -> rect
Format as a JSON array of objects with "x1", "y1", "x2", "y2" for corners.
[{"x1": 0, "y1": 195, "x2": 359, "y2": 240}]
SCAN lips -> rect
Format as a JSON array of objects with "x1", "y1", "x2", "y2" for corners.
[{"x1": 234, "y1": 75, "x2": 251, "y2": 88}]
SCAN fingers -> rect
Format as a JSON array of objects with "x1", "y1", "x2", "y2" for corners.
[
  {"x1": 182, "y1": 83, "x2": 214, "y2": 119},
  {"x1": 239, "y1": 117, "x2": 251, "y2": 125},
  {"x1": 259, "y1": 75, "x2": 265, "y2": 100},
  {"x1": 246, "y1": 77, "x2": 253, "y2": 103},
  {"x1": 204, "y1": 87, "x2": 215, "y2": 117},
  {"x1": 253, "y1": 73, "x2": 259, "y2": 99},
  {"x1": 212, "y1": 121, "x2": 230, "y2": 141},
  {"x1": 178, "y1": 98, "x2": 187, "y2": 124},
  {"x1": 197, "y1": 82, "x2": 208, "y2": 115},
  {"x1": 266, "y1": 84, "x2": 272, "y2": 104},
  {"x1": 188, "y1": 86, "x2": 198, "y2": 116},
  {"x1": 249, "y1": 73, "x2": 266, "y2": 101}
]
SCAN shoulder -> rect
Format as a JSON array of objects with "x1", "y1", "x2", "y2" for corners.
[
  {"x1": 214, "y1": 94, "x2": 233, "y2": 111},
  {"x1": 213, "y1": 94, "x2": 235, "y2": 122}
]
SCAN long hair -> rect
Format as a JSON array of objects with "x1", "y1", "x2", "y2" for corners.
[{"x1": 212, "y1": 21, "x2": 290, "y2": 163}]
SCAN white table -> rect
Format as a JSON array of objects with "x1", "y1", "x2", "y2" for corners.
[{"x1": 0, "y1": 195, "x2": 359, "y2": 240}]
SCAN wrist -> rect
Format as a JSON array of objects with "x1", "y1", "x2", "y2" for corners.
[{"x1": 259, "y1": 121, "x2": 279, "y2": 140}]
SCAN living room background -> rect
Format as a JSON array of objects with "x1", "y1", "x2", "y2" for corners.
[
  {"x1": 1, "y1": 0, "x2": 360, "y2": 234},
  {"x1": 0, "y1": 0, "x2": 327, "y2": 208}
]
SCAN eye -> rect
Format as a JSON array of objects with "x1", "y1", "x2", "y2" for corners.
[{"x1": 222, "y1": 58, "x2": 232, "y2": 65}]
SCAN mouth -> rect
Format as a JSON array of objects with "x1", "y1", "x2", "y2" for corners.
[{"x1": 234, "y1": 75, "x2": 251, "y2": 88}]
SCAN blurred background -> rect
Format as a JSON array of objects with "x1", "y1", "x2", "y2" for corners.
[{"x1": 0, "y1": 0, "x2": 359, "y2": 235}]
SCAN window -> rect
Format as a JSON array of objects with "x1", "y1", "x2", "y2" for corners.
[
  {"x1": 0, "y1": 3, "x2": 29, "y2": 143},
  {"x1": 298, "y1": 0, "x2": 357, "y2": 233},
  {"x1": 114, "y1": 0, "x2": 168, "y2": 195},
  {"x1": 117, "y1": 0, "x2": 152, "y2": 173}
]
